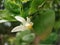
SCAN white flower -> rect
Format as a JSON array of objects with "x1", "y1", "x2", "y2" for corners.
[
  {"x1": 11, "y1": 16, "x2": 33, "y2": 32},
  {"x1": 0, "y1": 20, "x2": 8, "y2": 23}
]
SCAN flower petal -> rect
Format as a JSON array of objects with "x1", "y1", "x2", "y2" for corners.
[
  {"x1": 0, "y1": 20, "x2": 8, "y2": 23},
  {"x1": 15, "y1": 16, "x2": 26, "y2": 24},
  {"x1": 27, "y1": 17, "x2": 31, "y2": 22},
  {"x1": 11, "y1": 25, "x2": 27, "y2": 32},
  {"x1": 30, "y1": 22, "x2": 34, "y2": 26}
]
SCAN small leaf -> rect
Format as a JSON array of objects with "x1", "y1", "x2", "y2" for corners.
[{"x1": 22, "y1": 33, "x2": 35, "y2": 43}]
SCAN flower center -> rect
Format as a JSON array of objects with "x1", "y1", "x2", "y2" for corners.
[{"x1": 25, "y1": 23, "x2": 32, "y2": 30}]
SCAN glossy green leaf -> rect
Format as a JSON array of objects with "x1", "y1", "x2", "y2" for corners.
[{"x1": 32, "y1": 9, "x2": 55, "y2": 40}]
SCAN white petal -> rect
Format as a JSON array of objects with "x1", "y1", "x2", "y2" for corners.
[
  {"x1": 27, "y1": 17, "x2": 31, "y2": 22},
  {"x1": 15, "y1": 16, "x2": 26, "y2": 24},
  {"x1": 11, "y1": 25, "x2": 27, "y2": 32},
  {"x1": 0, "y1": 20, "x2": 8, "y2": 23},
  {"x1": 30, "y1": 22, "x2": 33, "y2": 26}
]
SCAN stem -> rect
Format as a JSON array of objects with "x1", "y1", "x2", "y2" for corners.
[{"x1": 33, "y1": 35, "x2": 40, "y2": 45}]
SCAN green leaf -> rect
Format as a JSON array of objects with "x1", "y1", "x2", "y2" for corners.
[
  {"x1": 4, "y1": 0, "x2": 22, "y2": 14},
  {"x1": 16, "y1": 30, "x2": 31, "y2": 41},
  {"x1": 32, "y1": 9, "x2": 55, "y2": 40},
  {"x1": 16, "y1": 30, "x2": 31, "y2": 38},
  {"x1": 0, "y1": 10, "x2": 5, "y2": 19},
  {"x1": 15, "y1": 32, "x2": 22, "y2": 45},
  {"x1": 54, "y1": 20, "x2": 60, "y2": 30},
  {"x1": 22, "y1": 33, "x2": 35, "y2": 43},
  {"x1": 29, "y1": 0, "x2": 45, "y2": 15},
  {"x1": 0, "y1": 10, "x2": 16, "y2": 21},
  {"x1": 15, "y1": 30, "x2": 31, "y2": 45}
]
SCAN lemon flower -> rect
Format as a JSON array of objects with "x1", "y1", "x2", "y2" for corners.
[{"x1": 11, "y1": 16, "x2": 33, "y2": 32}]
